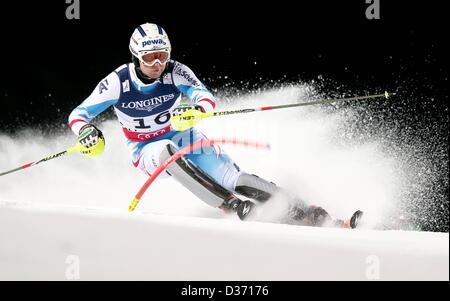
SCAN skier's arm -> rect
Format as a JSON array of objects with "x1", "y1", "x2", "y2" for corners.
[
  {"x1": 172, "y1": 62, "x2": 216, "y2": 113},
  {"x1": 68, "y1": 72, "x2": 121, "y2": 135}
]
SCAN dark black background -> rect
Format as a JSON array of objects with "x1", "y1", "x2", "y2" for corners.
[
  {"x1": 0, "y1": 1, "x2": 448, "y2": 231},
  {"x1": 0, "y1": 0, "x2": 447, "y2": 129},
  {"x1": 1, "y1": 281, "x2": 446, "y2": 298}
]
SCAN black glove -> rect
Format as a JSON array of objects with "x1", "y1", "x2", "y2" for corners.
[
  {"x1": 171, "y1": 104, "x2": 204, "y2": 117},
  {"x1": 78, "y1": 124, "x2": 104, "y2": 148}
]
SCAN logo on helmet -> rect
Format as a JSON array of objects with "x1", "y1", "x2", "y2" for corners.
[{"x1": 142, "y1": 39, "x2": 167, "y2": 47}]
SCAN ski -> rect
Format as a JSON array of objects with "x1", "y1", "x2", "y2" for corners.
[{"x1": 284, "y1": 205, "x2": 364, "y2": 229}]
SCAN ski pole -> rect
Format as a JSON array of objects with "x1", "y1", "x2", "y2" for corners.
[
  {"x1": 128, "y1": 138, "x2": 270, "y2": 212},
  {"x1": 171, "y1": 91, "x2": 393, "y2": 131},
  {"x1": 0, "y1": 144, "x2": 83, "y2": 177}
]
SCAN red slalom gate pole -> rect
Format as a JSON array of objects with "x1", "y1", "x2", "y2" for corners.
[{"x1": 128, "y1": 138, "x2": 270, "y2": 212}]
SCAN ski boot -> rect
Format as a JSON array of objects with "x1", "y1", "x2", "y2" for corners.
[
  {"x1": 288, "y1": 204, "x2": 363, "y2": 229},
  {"x1": 220, "y1": 197, "x2": 255, "y2": 221}
]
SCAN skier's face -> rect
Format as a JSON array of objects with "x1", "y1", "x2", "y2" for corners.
[
  {"x1": 139, "y1": 60, "x2": 166, "y2": 79},
  {"x1": 139, "y1": 51, "x2": 169, "y2": 79}
]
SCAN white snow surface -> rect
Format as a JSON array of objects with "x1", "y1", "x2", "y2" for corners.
[
  {"x1": 0, "y1": 201, "x2": 448, "y2": 280},
  {"x1": 0, "y1": 85, "x2": 448, "y2": 280}
]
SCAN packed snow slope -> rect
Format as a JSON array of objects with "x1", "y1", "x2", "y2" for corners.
[
  {"x1": 1, "y1": 85, "x2": 448, "y2": 280},
  {"x1": 0, "y1": 201, "x2": 448, "y2": 281}
]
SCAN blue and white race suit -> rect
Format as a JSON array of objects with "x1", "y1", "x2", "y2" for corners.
[{"x1": 69, "y1": 61, "x2": 241, "y2": 193}]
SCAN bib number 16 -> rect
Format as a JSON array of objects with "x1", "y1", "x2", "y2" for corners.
[{"x1": 133, "y1": 111, "x2": 171, "y2": 129}]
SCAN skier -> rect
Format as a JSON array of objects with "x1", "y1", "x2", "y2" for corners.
[{"x1": 68, "y1": 23, "x2": 360, "y2": 227}]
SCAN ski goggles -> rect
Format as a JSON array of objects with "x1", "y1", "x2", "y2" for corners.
[{"x1": 139, "y1": 50, "x2": 170, "y2": 67}]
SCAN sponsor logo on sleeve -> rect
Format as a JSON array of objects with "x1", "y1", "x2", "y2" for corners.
[
  {"x1": 175, "y1": 68, "x2": 201, "y2": 87},
  {"x1": 98, "y1": 78, "x2": 109, "y2": 94}
]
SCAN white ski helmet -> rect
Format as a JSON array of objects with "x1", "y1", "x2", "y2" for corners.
[{"x1": 129, "y1": 23, "x2": 171, "y2": 64}]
